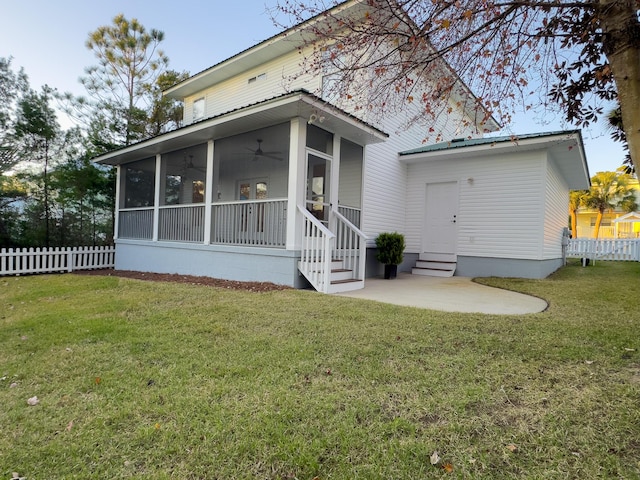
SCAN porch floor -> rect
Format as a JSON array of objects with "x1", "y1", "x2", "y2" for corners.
[{"x1": 334, "y1": 273, "x2": 547, "y2": 315}]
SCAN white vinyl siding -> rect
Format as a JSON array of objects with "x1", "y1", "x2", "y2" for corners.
[
  {"x1": 357, "y1": 87, "x2": 480, "y2": 241},
  {"x1": 176, "y1": 32, "x2": 487, "y2": 247},
  {"x1": 406, "y1": 150, "x2": 548, "y2": 260},
  {"x1": 183, "y1": 47, "x2": 321, "y2": 124},
  {"x1": 543, "y1": 155, "x2": 571, "y2": 259}
]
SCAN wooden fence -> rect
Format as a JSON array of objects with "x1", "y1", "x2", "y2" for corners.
[
  {"x1": 567, "y1": 238, "x2": 640, "y2": 262},
  {"x1": 0, "y1": 246, "x2": 115, "y2": 276}
]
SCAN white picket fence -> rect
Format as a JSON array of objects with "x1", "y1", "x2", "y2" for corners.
[
  {"x1": 567, "y1": 238, "x2": 640, "y2": 262},
  {"x1": 0, "y1": 246, "x2": 115, "y2": 276}
]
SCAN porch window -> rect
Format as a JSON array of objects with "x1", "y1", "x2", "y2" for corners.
[
  {"x1": 160, "y1": 145, "x2": 207, "y2": 206},
  {"x1": 118, "y1": 157, "x2": 156, "y2": 240},
  {"x1": 211, "y1": 123, "x2": 289, "y2": 247},
  {"x1": 157, "y1": 145, "x2": 207, "y2": 243},
  {"x1": 123, "y1": 157, "x2": 156, "y2": 208}
]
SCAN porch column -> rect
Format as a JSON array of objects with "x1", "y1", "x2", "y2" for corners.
[
  {"x1": 114, "y1": 165, "x2": 121, "y2": 240},
  {"x1": 203, "y1": 140, "x2": 214, "y2": 244},
  {"x1": 286, "y1": 117, "x2": 307, "y2": 250},
  {"x1": 329, "y1": 134, "x2": 341, "y2": 232},
  {"x1": 152, "y1": 154, "x2": 162, "y2": 242}
]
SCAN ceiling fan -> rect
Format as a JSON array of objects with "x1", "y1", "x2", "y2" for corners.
[
  {"x1": 248, "y1": 139, "x2": 282, "y2": 161},
  {"x1": 183, "y1": 154, "x2": 206, "y2": 173}
]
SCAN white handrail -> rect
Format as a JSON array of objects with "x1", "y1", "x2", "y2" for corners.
[
  {"x1": 333, "y1": 208, "x2": 367, "y2": 281},
  {"x1": 297, "y1": 205, "x2": 335, "y2": 293}
]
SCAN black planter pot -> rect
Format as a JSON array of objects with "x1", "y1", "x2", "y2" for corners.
[{"x1": 384, "y1": 264, "x2": 398, "y2": 279}]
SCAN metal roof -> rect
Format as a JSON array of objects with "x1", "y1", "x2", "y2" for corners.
[
  {"x1": 398, "y1": 130, "x2": 591, "y2": 190},
  {"x1": 399, "y1": 130, "x2": 581, "y2": 156},
  {"x1": 92, "y1": 90, "x2": 388, "y2": 166}
]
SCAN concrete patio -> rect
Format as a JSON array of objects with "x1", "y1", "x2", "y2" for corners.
[{"x1": 335, "y1": 273, "x2": 548, "y2": 314}]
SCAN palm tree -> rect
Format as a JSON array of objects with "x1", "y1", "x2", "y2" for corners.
[
  {"x1": 569, "y1": 190, "x2": 588, "y2": 238},
  {"x1": 584, "y1": 171, "x2": 638, "y2": 238}
]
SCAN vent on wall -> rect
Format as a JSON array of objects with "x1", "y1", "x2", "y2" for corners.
[{"x1": 248, "y1": 73, "x2": 267, "y2": 84}]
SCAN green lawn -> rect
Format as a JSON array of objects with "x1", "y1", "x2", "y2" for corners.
[{"x1": 1, "y1": 260, "x2": 639, "y2": 479}]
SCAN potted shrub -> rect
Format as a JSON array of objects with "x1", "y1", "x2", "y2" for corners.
[{"x1": 375, "y1": 232, "x2": 405, "y2": 279}]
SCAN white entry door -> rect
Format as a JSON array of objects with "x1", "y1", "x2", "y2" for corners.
[{"x1": 422, "y1": 181, "x2": 459, "y2": 254}]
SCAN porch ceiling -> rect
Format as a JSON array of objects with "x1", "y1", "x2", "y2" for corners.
[{"x1": 93, "y1": 91, "x2": 388, "y2": 166}]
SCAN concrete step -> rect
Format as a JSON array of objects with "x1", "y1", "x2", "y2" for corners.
[
  {"x1": 419, "y1": 252, "x2": 457, "y2": 263},
  {"x1": 412, "y1": 266, "x2": 455, "y2": 277},
  {"x1": 328, "y1": 278, "x2": 364, "y2": 293},
  {"x1": 415, "y1": 260, "x2": 455, "y2": 270},
  {"x1": 413, "y1": 252, "x2": 456, "y2": 277}
]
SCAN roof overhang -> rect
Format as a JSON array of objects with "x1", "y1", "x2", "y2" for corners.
[
  {"x1": 93, "y1": 91, "x2": 388, "y2": 166},
  {"x1": 399, "y1": 131, "x2": 591, "y2": 190},
  {"x1": 164, "y1": 1, "x2": 368, "y2": 100}
]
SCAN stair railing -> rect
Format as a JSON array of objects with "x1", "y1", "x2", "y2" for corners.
[
  {"x1": 332, "y1": 208, "x2": 367, "y2": 282},
  {"x1": 298, "y1": 205, "x2": 335, "y2": 293}
]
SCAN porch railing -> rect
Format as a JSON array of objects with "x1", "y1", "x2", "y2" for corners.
[
  {"x1": 298, "y1": 204, "x2": 335, "y2": 293},
  {"x1": 333, "y1": 209, "x2": 367, "y2": 281},
  {"x1": 567, "y1": 238, "x2": 640, "y2": 261},
  {"x1": 298, "y1": 205, "x2": 367, "y2": 293},
  {"x1": 159, "y1": 204, "x2": 205, "y2": 243},
  {"x1": 211, "y1": 199, "x2": 287, "y2": 247},
  {"x1": 337, "y1": 205, "x2": 361, "y2": 229},
  {"x1": 119, "y1": 208, "x2": 154, "y2": 240},
  {"x1": 1, "y1": 246, "x2": 115, "y2": 276}
]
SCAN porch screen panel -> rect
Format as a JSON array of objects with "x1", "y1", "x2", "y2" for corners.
[{"x1": 122, "y1": 157, "x2": 156, "y2": 208}]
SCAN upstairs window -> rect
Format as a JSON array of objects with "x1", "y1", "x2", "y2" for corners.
[{"x1": 193, "y1": 97, "x2": 205, "y2": 122}]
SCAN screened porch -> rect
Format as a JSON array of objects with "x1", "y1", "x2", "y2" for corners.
[{"x1": 115, "y1": 122, "x2": 363, "y2": 249}]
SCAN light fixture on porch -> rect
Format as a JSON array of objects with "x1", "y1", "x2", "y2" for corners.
[{"x1": 308, "y1": 111, "x2": 325, "y2": 125}]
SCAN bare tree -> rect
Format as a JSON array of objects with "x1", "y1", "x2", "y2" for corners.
[{"x1": 272, "y1": 0, "x2": 640, "y2": 170}]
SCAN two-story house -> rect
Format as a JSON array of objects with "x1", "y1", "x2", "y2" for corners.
[{"x1": 93, "y1": 0, "x2": 590, "y2": 292}]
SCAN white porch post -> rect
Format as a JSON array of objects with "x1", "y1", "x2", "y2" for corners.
[
  {"x1": 113, "y1": 165, "x2": 121, "y2": 240},
  {"x1": 204, "y1": 140, "x2": 214, "y2": 244},
  {"x1": 329, "y1": 134, "x2": 341, "y2": 232},
  {"x1": 152, "y1": 154, "x2": 161, "y2": 242},
  {"x1": 286, "y1": 117, "x2": 307, "y2": 250}
]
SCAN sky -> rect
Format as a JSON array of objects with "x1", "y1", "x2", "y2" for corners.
[{"x1": 1, "y1": 0, "x2": 627, "y2": 175}]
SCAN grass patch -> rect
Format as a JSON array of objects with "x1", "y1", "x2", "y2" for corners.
[{"x1": 1, "y1": 260, "x2": 639, "y2": 479}]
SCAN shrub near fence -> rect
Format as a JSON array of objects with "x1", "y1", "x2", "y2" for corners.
[{"x1": 0, "y1": 246, "x2": 115, "y2": 276}]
